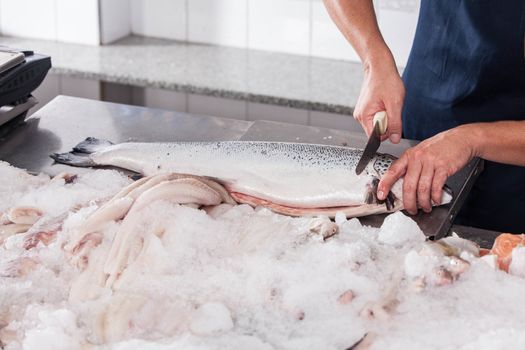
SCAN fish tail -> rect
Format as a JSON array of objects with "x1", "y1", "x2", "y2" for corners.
[
  {"x1": 72, "y1": 137, "x2": 113, "y2": 154},
  {"x1": 50, "y1": 152, "x2": 96, "y2": 167},
  {"x1": 49, "y1": 137, "x2": 114, "y2": 168},
  {"x1": 364, "y1": 177, "x2": 397, "y2": 211}
]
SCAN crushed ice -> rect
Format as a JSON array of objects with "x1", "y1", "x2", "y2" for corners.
[{"x1": 0, "y1": 161, "x2": 524, "y2": 349}]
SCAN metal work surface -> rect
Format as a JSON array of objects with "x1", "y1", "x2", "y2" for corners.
[
  {"x1": 0, "y1": 96, "x2": 482, "y2": 239},
  {"x1": 453, "y1": 225, "x2": 501, "y2": 249}
]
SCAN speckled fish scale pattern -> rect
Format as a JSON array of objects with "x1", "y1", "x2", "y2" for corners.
[{"x1": 108, "y1": 141, "x2": 395, "y2": 175}]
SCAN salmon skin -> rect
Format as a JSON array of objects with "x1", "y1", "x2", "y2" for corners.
[{"x1": 50, "y1": 137, "x2": 453, "y2": 218}]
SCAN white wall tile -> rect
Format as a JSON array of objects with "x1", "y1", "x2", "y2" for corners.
[
  {"x1": 248, "y1": 102, "x2": 308, "y2": 125},
  {"x1": 131, "y1": 0, "x2": 186, "y2": 41},
  {"x1": 188, "y1": 0, "x2": 247, "y2": 48},
  {"x1": 378, "y1": 1, "x2": 420, "y2": 67},
  {"x1": 56, "y1": 0, "x2": 100, "y2": 45},
  {"x1": 100, "y1": 0, "x2": 131, "y2": 44},
  {"x1": 311, "y1": 1, "x2": 359, "y2": 62},
  {"x1": 143, "y1": 88, "x2": 187, "y2": 112},
  {"x1": 60, "y1": 76, "x2": 101, "y2": 100},
  {"x1": 248, "y1": 0, "x2": 310, "y2": 55},
  {"x1": 100, "y1": 82, "x2": 136, "y2": 105},
  {"x1": 309, "y1": 111, "x2": 361, "y2": 132},
  {"x1": 0, "y1": 0, "x2": 56, "y2": 40},
  {"x1": 188, "y1": 94, "x2": 246, "y2": 120},
  {"x1": 379, "y1": 0, "x2": 419, "y2": 12}
]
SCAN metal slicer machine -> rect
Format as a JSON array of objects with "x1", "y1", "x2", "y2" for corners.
[{"x1": 0, "y1": 47, "x2": 51, "y2": 134}]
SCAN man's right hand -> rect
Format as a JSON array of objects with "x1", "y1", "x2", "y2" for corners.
[
  {"x1": 353, "y1": 58, "x2": 405, "y2": 144},
  {"x1": 322, "y1": 0, "x2": 405, "y2": 143}
]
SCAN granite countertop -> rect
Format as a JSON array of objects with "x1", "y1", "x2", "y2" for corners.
[{"x1": 1, "y1": 35, "x2": 365, "y2": 115}]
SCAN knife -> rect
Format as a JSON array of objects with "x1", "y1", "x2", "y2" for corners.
[{"x1": 355, "y1": 111, "x2": 388, "y2": 175}]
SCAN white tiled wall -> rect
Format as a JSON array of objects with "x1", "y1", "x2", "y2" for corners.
[
  {"x1": 0, "y1": 0, "x2": 57, "y2": 41},
  {"x1": 0, "y1": 0, "x2": 420, "y2": 65},
  {"x1": 378, "y1": 0, "x2": 420, "y2": 67},
  {"x1": 34, "y1": 74, "x2": 357, "y2": 131},
  {"x1": 188, "y1": 0, "x2": 247, "y2": 48},
  {"x1": 56, "y1": 0, "x2": 100, "y2": 45},
  {"x1": 138, "y1": 88, "x2": 360, "y2": 130},
  {"x1": 32, "y1": 74, "x2": 61, "y2": 110},
  {"x1": 142, "y1": 88, "x2": 187, "y2": 112},
  {"x1": 130, "y1": 0, "x2": 186, "y2": 41},
  {"x1": 127, "y1": 0, "x2": 420, "y2": 65},
  {"x1": 248, "y1": 0, "x2": 310, "y2": 56},
  {"x1": 60, "y1": 76, "x2": 101, "y2": 100},
  {"x1": 0, "y1": 0, "x2": 104, "y2": 45},
  {"x1": 32, "y1": 75, "x2": 101, "y2": 114},
  {"x1": 100, "y1": 0, "x2": 131, "y2": 44},
  {"x1": 311, "y1": 0, "x2": 359, "y2": 61}
]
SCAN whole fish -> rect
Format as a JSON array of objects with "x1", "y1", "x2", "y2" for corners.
[{"x1": 50, "y1": 138, "x2": 452, "y2": 217}]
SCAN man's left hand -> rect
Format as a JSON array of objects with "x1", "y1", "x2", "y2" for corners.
[{"x1": 377, "y1": 126, "x2": 475, "y2": 214}]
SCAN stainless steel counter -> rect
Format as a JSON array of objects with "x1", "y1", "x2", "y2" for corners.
[{"x1": 0, "y1": 96, "x2": 487, "y2": 241}]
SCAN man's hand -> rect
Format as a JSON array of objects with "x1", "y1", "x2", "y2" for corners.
[
  {"x1": 322, "y1": 0, "x2": 403, "y2": 143},
  {"x1": 354, "y1": 60, "x2": 405, "y2": 144},
  {"x1": 377, "y1": 126, "x2": 476, "y2": 214}
]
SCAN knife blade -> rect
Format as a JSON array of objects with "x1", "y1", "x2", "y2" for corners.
[{"x1": 355, "y1": 111, "x2": 388, "y2": 175}]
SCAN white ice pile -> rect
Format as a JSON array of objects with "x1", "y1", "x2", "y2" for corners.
[
  {"x1": 1, "y1": 161, "x2": 525, "y2": 350},
  {"x1": 510, "y1": 248, "x2": 525, "y2": 278},
  {"x1": 378, "y1": 211, "x2": 426, "y2": 246}
]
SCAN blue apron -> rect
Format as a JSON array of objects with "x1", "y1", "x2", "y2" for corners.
[{"x1": 402, "y1": 0, "x2": 525, "y2": 232}]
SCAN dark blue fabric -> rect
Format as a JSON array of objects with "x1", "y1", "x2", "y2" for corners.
[{"x1": 402, "y1": 0, "x2": 525, "y2": 232}]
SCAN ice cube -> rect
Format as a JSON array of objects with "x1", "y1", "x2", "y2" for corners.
[
  {"x1": 190, "y1": 302, "x2": 234, "y2": 336},
  {"x1": 509, "y1": 247, "x2": 525, "y2": 278},
  {"x1": 378, "y1": 212, "x2": 426, "y2": 246},
  {"x1": 334, "y1": 212, "x2": 347, "y2": 225}
]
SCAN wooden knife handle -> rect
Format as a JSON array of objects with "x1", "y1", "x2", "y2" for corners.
[{"x1": 373, "y1": 111, "x2": 388, "y2": 135}]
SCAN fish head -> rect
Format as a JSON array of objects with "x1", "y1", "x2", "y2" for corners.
[
  {"x1": 370, "y1": 153, "x2": 454, "y2": 207},
  {"x1": 371, "y1": 153, "x2": 396, "y2": 178},
  {"x1": 363, "y1": 176, "x2": 402, "y2": 212},
  {"x1": 390, "y1": 180, "x2": 404, "y2": 204},
  {"x1": 366, "y1": 154, "x2": 403, "y2": 209}
]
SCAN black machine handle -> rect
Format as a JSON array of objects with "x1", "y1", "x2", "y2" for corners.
[{"x1": 0, "y1": 49, "x2": 51, "y2": 107}]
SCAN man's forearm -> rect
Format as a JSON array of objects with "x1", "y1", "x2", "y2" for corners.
[
  {"x1": 324, "y1": 0, "x2": 405, "y2": 143},
  {"x1": 462, "y1": 121, "x2": 525, "y2": 166},
  {"x1": 322, "y1": 0, "x2": 393, "y2": 68}
]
